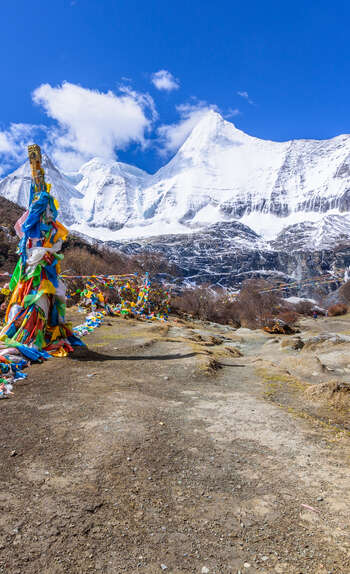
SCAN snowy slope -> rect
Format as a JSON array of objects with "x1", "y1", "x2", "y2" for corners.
[
  {"x1": 0, "y1": 155, "x2": 83, "y2": 226},
  {"x1": 71, "y1": 157, "x2": 150, "y2": 231},
  {"x1": 272, "y1": 214, "x2": 350, "y2": 251}
]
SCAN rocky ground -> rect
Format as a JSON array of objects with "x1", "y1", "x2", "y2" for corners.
[{"x1": 1, "y1": 310, "x2": 350, "y2": 573}]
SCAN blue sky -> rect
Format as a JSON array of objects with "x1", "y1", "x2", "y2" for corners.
[{"x1": 0, "y1": 0, "x2": 349, "y2": 174}]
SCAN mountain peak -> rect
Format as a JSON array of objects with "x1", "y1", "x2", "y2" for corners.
[
  {"x1": 78, "y1": 156, "x2": 150, "y2": 180},
  {"x1": 196, "y1": 108, "x2": 225, "y2": 126},
  {"x1": 189, "y1": 109, "x2": 228, "y2": 137},
  {"x1": 179, "y1": 110, "x2": 248, "y2": 156}
]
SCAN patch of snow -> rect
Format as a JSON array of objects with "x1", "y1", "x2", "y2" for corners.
[
  {"x1": 71, "y1": 220, "x2": 196, "y2": 241},
  {"x1": 240, "y1": 211, "x2": 331, "y2": 241},
  {"x1": 285, "y1": 296, "x2": 317, "y2": 305}
]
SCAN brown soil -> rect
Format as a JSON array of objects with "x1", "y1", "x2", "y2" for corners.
[{"x1": 1, "y1": 312, "x2": 350, "y2": 573}]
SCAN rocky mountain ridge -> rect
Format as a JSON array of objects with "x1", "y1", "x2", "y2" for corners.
[{"x1": 105, "y1": 220, "x2": 350, "y2": 293}]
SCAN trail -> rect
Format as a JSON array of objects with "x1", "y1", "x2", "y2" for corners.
[{"x1": 1, "y1": 311, "x2": 350, "y2": 573}]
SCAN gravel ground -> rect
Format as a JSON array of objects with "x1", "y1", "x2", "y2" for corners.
[{"x1": 1, "y1": 312, "x2": 350, "y2": 573}]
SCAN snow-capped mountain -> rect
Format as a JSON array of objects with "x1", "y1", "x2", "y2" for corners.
[
  {"x1": 72, "y1": 110, "x2": 350, "y2": 240},
  {"x1": 1, "y1": 110, "x2": 350, "y2": 242},
  {"x1": 138, "y1": 110, "x2": 350, "y2": 238},
  {"x1": 1, "y1": 110, "x2": 350, "y2": 289}
]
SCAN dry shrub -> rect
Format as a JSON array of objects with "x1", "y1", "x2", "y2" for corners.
[
  {"x1": 172, "y1": 278, "x2": 286, "y2": 329},
  {"x1": 131, "y1": 251, "x2": 179, "y2": 277},
  {"x1": 172, "y1": 286, "x2": 213, "y2": 321},
  {"x1": 328, "y1": 303, "x2": 348, "y2": 316},
  {"x1": 0, "y1": 228, "x2": 19, "y2": 272},
  {"x1": 0, "y1": 197, "x2": 24, "y2": 227},
  {"x1": 102, "y1": 287, "x2": 122, "y2": 306},
  {"x1": 294, "y1": 300, "x2": 314, "y2": 316},
  {"x1": 0, "y1": 198, "x2": 25, "y2": 272},
  {"x1": 63, "y1": 246, "x2": 130, "y2": 278},
  {"x1": 275, "y1": 310, "x2": 299, "y2": 325},
  {"x1": 172, "y1": 286, "x2": 240, "y2": 325},
  {"x1": 235, "y1": 279, "x2": 282, "y2": 329},
  {"x1": 336, "y1": 280, "x2": 350, "y2": 303},
  {"x1": 62, "y1": 244, "x2": 175, "y2": 279},
  {"x1": 305, "y1": 381, "x2": 350, "y2": 408}
]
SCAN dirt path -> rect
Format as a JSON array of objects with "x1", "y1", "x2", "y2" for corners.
[{"x1": 1, "y1": 313, "x2": 350, "y2": 573}]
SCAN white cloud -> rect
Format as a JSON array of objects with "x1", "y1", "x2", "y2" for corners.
[
  {"x1": 225, "y1": 108, "x2": 241, "y2": 118},
  {"x1": 0, "y1": 133, "x2": 12, "y2": 155},
  {"x1": 32, "y1": 81, "x2": 156, "y2": 170},
  {"x1": 151, "y1": 70, "x2": 180, "y2": 92},
  {"x1": 0, "y1": 123, "x2": 45, "y2": 174},
  {"x1": 237, "y1": 90, "x2": 254, "y2": 105},
  {"x1": 157, "y1": 101, "x2": 218, "y2": 154}
]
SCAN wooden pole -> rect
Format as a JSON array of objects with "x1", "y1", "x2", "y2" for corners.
[{"x1": 27, "y1": 144, "x2": 46, "y2": 190}]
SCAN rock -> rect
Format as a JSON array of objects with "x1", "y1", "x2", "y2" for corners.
[
  {"x1": 10, "y1": 449, "x2": 17, "y2": 457},
  {"x1": 303, "y1": 332, "x2": 350, "y2": 351},
  {"x1": 280, "y1": 336, "x2": 304, "y2": 350},
  {"x1": 224, "y1": 345, "x2": 243, "y2": 357},
  {"x1": 84, "y1": 502, "x2": 104, "y2": 514}
]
